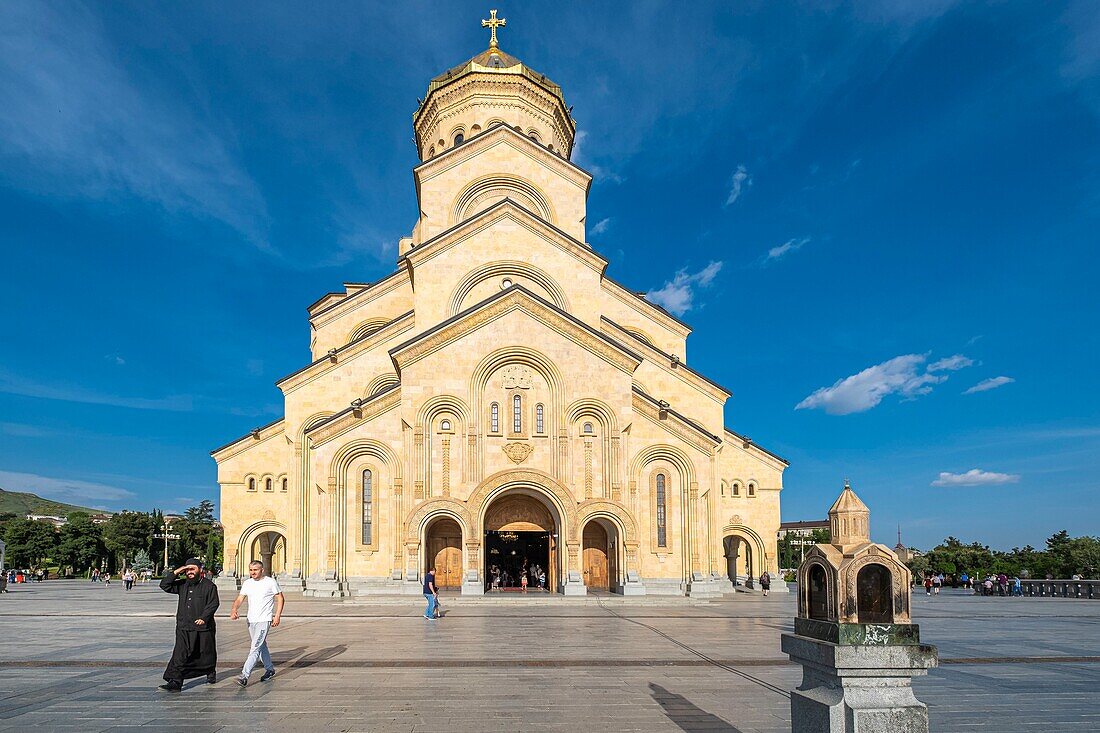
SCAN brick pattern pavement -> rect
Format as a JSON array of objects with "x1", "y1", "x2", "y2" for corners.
[{"x1": 1, "y1": 582, "x2": 1098, "y2": 731}]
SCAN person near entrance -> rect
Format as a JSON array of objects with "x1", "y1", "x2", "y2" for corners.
[
  {"x1": 423, "y1": 565, "x2": 438, "y2": 619},
  {"x1": 759, "y1": 570, "x2": 771, "y2": 597},
  {"x1": 159, "y1": 558, "x2": 219, "y2": 692},
  {"x1": 229, "y1": 560, "x2": 284, "y2": 687}
]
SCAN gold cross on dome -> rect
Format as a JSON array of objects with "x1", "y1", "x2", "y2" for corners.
[{"x1": 482, "y1": 9, "x2": 506, "y2": 49}]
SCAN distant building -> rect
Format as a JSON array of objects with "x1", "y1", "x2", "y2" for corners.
[
  {"x1": 89, "y1": 513, "x2": 112, "y2": 525},
  {"x1": 778, "y1": 520, "x2": 829, "y2": 539},
  {"x1": 25, "y1": 514, "x2": 66, "y2": 527}
]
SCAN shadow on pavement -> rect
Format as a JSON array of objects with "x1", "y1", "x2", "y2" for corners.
[{"x1": 649, "y1": 682, "x2": 743, "y2": 732}]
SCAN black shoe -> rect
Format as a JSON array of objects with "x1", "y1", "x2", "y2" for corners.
[
  {"x1": 235, "y1": 676, "x2": 247, "y2": 688},
  {"x1": 260, "y1": 669, "x2": 275, "y2": 682},
  {"x1": 159, "y1": 681, "x2": 182, "y2": 693},
  {"x1": 206, "y1": 672, "x2": 217, "y2": 684}
]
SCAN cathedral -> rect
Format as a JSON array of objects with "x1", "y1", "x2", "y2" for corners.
[{"x1": 213, "y1": 13, "x2": 787, "y2": 597}]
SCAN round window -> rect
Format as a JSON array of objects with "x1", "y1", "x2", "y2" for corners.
[{"x1": 501, "y1": 277, "x2": 513, "y2": 289}]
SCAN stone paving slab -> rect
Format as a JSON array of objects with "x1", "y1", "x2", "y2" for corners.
[{"x1": 0, "y1": 582, "x2": 1098, "y2": 731}]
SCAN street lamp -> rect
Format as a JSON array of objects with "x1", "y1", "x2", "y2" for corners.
[{"x1": 153, "y1": 523, "x2": 180, "y2": 573}]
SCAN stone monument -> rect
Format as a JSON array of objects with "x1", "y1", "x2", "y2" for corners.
[{"x1": 782, "y1": 482, "x2": 938, "y2": 732}]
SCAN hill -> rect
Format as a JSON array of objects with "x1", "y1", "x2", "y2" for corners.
[{"x1": 0, "y1": 488, "x2": 100, "y2": 518}]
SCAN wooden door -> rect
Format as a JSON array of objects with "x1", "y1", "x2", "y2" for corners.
[
  {"x1": 427, "y1": 519, "x2": 463, "y2": 589},
  {"x1": 583, "y1": 522, "x2": 609, "y2": 591}
]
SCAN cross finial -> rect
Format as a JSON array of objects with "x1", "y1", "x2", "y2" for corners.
[
  {"x1": 482, "y1": 9, "x2": 506, "y2": 50},
  {"x1": 843, "y1": 477, "x2": 850, "y2": 490}
]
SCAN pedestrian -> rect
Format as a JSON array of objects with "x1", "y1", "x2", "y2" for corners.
[
  {"x1": 103, "y1": 572, "x2": 112, "y2": 586},
  {"x1": 933, "y1": 574, "x2": 942, "y2": 595},
  {"x1": 759, "y1": 570, "x2": 771, "y2": 597},
  {"x1": 1012, "y1": 576, "x2": 1022, "y2": 596},
  {"x1": 520, "y1": 571, "x2": 528, "y2": 593},
  {"x1": 159, "y1": 558, "x2": 220, "y2": 693},
  {"x1": 124, "y1": 569, "x2": 135, "y2": 591},
  {"x1": 924, "y1": 575, "x2": 933, "y2": 595},
  {"x1": 423, "y1": 565, "x2": 438, "y2": 620},
  {"x1": 229, "y1": 561, "x2": 284, "y2": 687},
  {"x1": 91, "y1": 569, "x2": 99, "y2": 583}
]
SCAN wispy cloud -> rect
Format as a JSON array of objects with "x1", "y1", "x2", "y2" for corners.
[
  {"x1": 931, "y1": 469, "x2": 1021, "y2": 487},
  {"x1": 590, "y1": 217, "x2": 612, "y2": 235},
  {"x1": 763, "y1": 237, "x2": 811, "y2": 264},
  {"x1": 796, "y1": 352, "x2": 972, "y2": 415},
  {"x1": 0, "y1": 469, "x2": 135, "y2": 506},
  {"x1": 964, "y1": 376, "x2": 1015, "y2": 394},
  {"x1": 725, "y1": 165, "x2": 752, "y2": 206},
  {"x1": 0, "y1": 422, "x2": 51, "y2": 438},
  {"x1": 645, "y1": 261, "x2": 723, "y2": 317},
  {"x1": 104, "y1": 354, "x2": 125, "y2": 366},
  {"x1": 571, "y1": 130, "x2": 623, "y2": 184},
  {"x1": 0, "y1": 370, "x2": 193, "y2": 412},
  {"x1": 0, "y1": 2, "x2": 269, "y2": 245}
]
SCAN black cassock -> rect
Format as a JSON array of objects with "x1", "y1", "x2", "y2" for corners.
[{"x1": 160, "y1": 572, "x2": 220, "y2": 682}]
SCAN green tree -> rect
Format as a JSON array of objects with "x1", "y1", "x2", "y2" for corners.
[
  {"x1": 2, "y1": 517, "x2": 57, "y2": 567},
  {"x1": 54, "y1": 512, "x2": 104, "y2": 575},
  {"x1": 184, "y1": 500, "x2": 215, "y2": 524},
  {"x1": 133, "y1": 548, "x2": 152, "y2": 572},
  {"x1": 173, "y1": 501, "x2": 222, "y2": 571},
  {"x1": 102, "y1": 511, "x2": 155, "y2": 570}
]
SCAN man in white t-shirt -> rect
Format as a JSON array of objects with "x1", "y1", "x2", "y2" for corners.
[{"x1": 229, "y1": 561, "x2": 284, "y2": 687}]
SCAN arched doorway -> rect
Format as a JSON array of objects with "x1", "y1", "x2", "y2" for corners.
[
  {"x1": 250, "y1": 531, "x2": 287, "y2": 576},
  {"x1": 582, "y1": 519, "x2": 619, "y2": 592},
  {"x1": 425, "y1": 517, "x2": 463, "y2": 589},
  {"x1": 723, "y1": 535, "x2": 755, "y2": 589},
  {"x1": 483, "y1": 491, "x2": 558, "y2": 593}
]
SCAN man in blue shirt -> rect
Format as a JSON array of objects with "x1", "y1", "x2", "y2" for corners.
[{"x1": 423, "y1": 566, "x2": 437, "y2": 620}]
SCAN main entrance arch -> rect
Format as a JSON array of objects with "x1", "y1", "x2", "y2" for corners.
[
  {"x1": 425, "y1": 516, "x2": 463, "y2": 589},
  {"x1": 482, "y1": 490, "x2": 559, "y2": 593}
]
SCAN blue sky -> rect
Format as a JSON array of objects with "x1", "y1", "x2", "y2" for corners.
[{"x1": 0, "y1": 1, "x2": 1097, "y2": 550}]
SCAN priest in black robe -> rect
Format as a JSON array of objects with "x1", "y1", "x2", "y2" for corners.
[{"x1": 159, "y1": 558, "x2": 220, "y2": 692}]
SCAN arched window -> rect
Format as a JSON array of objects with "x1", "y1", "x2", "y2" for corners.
[
  {"x1": 528, "y1": 130, "x2": 540, "y2": 142},
  {"x1": 490, "y1": 402, "x2": 499, "y2": 433},
  {"x1": 857, "y1": 564, "x2": 893, "y2": 623},
  {"x1": 453, "y1": 132, "x2": 464, "y2": 146},
  {"x1": 513, "y1": 394, "x2": 522, "y2": 433},
  {"x1": 732, "y1": 482, "x2": 741, "y2": 497},
  {"x1": 281, "y1": 478, "x2": 287, "y2": 492},
  {"x1": 656, "y1": 473, "x2": 667, "y2": 548},
  {"x1": 536, "y1": 403, "x2": 544, "y2": 433},
  {"x1": 248, "y1": 478, "x2": 256, "y2": 492},
  {"x1": 265, "y1": 478, "x2": 272, "y2": 492},
  {"x1": 440, "y1": 419, "x2": 451, "y2": 432},
  {"x1": 427, "y1": 146, "x2": 435, "y2": 158},
  {"x1": 748, "y1": 483, "x2": 757, "y2": 497},
  {"x1": 809, "y1": 564, "x2": 829, "y2": 620},
  {"x1": 362, "y1": 469, "x2": 373, "y2": 545},
  {"x1": 583, "y1": 421, "x2": 594, "y2": 434}
]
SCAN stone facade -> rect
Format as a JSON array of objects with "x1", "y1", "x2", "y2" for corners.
[{"x1": 213, "y1": 33, "x2": 786, "y2": 597}]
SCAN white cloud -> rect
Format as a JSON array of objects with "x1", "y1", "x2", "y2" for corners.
[
  {"x1": 796, "y1": 352, "x2": 972, "y2": 415},
  {"x1": 645, "y1": 261, "x2": 723, "y2": 317},
  {"x1": 0, "y1": 2, "x2": 269, "y2": 245},
  {"x1": 571, "y1": 130, "x2": 623, "y2": 184},
  {"x1": 965, "y1": 376, "x2": 1015, "y2": 394},
  {"x1": 104, "y1": 354, "x2": 125, "y2": 366},
  {"x1": 931, "y1": 469, "x2": 1021, "y2": 487},
  {"x1": 725, "y1": 165, "x2": 752, "y2": 206},
  {"x1": 765, "y1": 237, "x2": 811, "y2": 263},
  {"x1": 0, "y1": 469, "x2": 135, "y2": 505},
  {"x1": 0, "y1": 369, "x2": 193, "y2": 412},
  {"x1": 590, "y1": 217, "x2": 612, "y2": 235}
]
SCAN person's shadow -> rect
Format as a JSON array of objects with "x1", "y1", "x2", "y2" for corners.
[{"x1": 648, "y1": 683, "x2": 743, "y2": 732}]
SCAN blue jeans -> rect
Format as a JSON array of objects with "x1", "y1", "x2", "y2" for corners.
[
  {"x1": 424, "y1": 593, "x2": 437, "y2": 618},
  {"x1": 241, "y1": 622, "x2": 274, "y2": 678}
]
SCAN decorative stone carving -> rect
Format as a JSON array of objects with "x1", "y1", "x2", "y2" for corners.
[
  {"x1": 485, "y1": 494, "x2": 553, "y2": 532},
  {"x1": 500, "y1": 364, "x2": 533, "y2": 389},
  {"x1": 261, "y1": 509, "x2": 276, "y2": 521},
  {"x1": 730, "y1": 514, "x2": 742, "y2": 526},
  {"x1": 502, "y1": 441, "x2": 534, "y2": 464}
]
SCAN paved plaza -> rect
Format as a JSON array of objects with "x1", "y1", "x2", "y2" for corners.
[{"x1": 0, "y1": 582, "x2": 1098, "y2": 732}]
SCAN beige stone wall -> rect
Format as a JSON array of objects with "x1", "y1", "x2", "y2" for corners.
[{"x1": 214, "y1": 45, "x2": 786, "y2": 594}]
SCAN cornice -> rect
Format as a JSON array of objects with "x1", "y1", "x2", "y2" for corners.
[
  {"x1": 601, "y1": 317, "x2": 730, "y2": 404},
  {"x1": 402, "y1": 197, "x2": 606, "y2": 276},
  {"x1": 211, "y1": 418, "x2": 286, "y2": 461},
  {"x1": 600, "y1": 278, "x2": 692, "y2": 338},
  {"x1": 277, "y1": 311, "x2": 416, "y2": 394},
  {"x1": 414, "y1": 123, "x2": 591, "y2": 200},
  {"x1": 389, "y1": 285, "x2": 642, "y2": 375},
  {"x1": 631, "y1": 389, "x2": 719, "y2": 455},
  {"x1": 306, "y1": 386, "x2": 402, "y2": 448},
  {"x1": 309, "y1": 268, "x2": 410, "y2": 326},
  {"x1": 722, "y1": 428, "x2": 790, "y2": 469}
]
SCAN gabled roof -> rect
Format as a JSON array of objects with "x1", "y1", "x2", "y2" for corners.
[
  {"x1": 389, "y1": 284, "x2": 642, "y2": 374},
  {"x1": 400, "y1": 197, "x2": 607, "y2": 279},
  {"x1": 210, "y1": 417, "x2": 285, "y2": 459},
  {"x1": 601, "y1": 317, "x2": 729, "y2": 402},
  {"x1": 722, "y1": 427, "x2": 790, "y2": 467}
]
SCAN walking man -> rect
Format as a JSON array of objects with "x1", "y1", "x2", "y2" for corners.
[
  {"x1": 229, "y1": 561, "x2": 284, "y2": 687},
  {"x1": 423, "y1": 565, "x2": 438, "y2": 619},
  {"x1": 159, "y1": 558, "x2": 219, "y2": 692}
]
